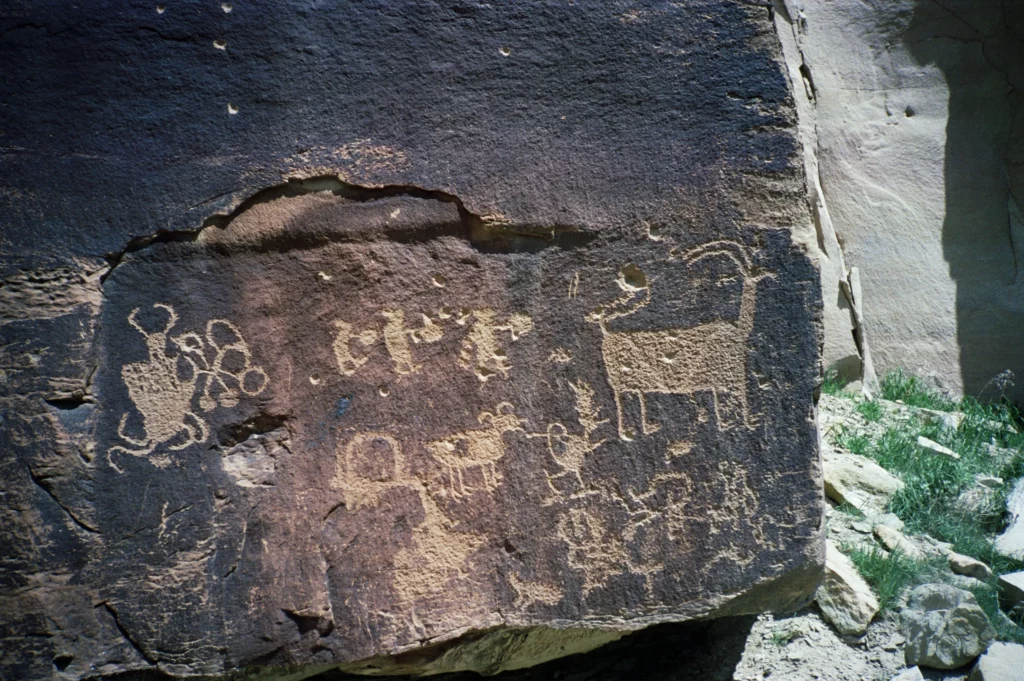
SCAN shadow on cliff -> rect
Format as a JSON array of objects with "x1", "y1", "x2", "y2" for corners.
[
  {"x1": 97, "y1": 617, "x2": 755, "y2": 681},
  {"x1": 906, "y1": 1, "x2": 1024, "y2": 405},
  {"x1": 317, "y1": 617, "x2": 756, "y2": 681}
]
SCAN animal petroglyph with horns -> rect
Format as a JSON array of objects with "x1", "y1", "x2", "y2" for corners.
[{"x1": 588, "y1": 240, "x2": 774, "y2": 439}]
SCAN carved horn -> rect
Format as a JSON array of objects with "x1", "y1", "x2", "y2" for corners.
[{"x1": 681, "y1": 240, "x2": 752, "y2": 276}]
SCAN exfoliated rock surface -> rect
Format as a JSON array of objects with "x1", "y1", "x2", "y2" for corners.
[{"x1": 0, "y1": 1, "x2": 824, "y2": 679}]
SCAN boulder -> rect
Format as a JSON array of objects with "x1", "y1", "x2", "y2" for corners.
[
  {"x1": 876, "y1": 513, "x2": 906, "y2": 532},
  {"x1": 948, "y1": 553, "x2": 993, "y2": 582},
  {"x1": 901, "y1": 584, "x2": 996, "y2": 670},
  {"x1": 823, "y1": 445, "x2": 905, "y2": 514},
  {"x1": 874, "y1": 525, "x2": 924, "y2": 560},
  {"x1": 995, "y1": 479, "x2": 1024, "y2": 560},
  {"x1": 816, "y1": 541, "x2": 880, "y2": 636},
  {"x1": 969, "y1": 642, "x2": 1024, "y2": 681},
  {"x1": 0, "y1": 2, "x2": 825, "y2": 679},
  {"x1": 998, "y1": 571, "x2": 1024, "y2": 610}
]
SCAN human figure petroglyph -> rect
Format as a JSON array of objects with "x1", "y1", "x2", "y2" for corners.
[
  {"x1": 333, "y1": 306, "x2": 531, "y2": 381},
  {"x1": 333, "y1": 320, "x2": 377, "y2": 376},
  {"x1": 457, "y1": 309, "x2": 534, "y2": 382},
  {"x1": 110, "y1": 304, "x2": 268, "y2": 470},
  {"x1": 381, "y1": 310, "x2": 421, "y2": 375},
  {"x1": 331, "y1": 432, "x2": 408, "y2": 510},
  {"x1": 709, "y1": 460, "x2": 764, "y2": 563},
  {"x1": 329, "y1": 431, "x2": 488, "y2": 619},
  {"x1": 380, "y1": 309, "x2": 448, "y2": 375},
  {"x1": 409, "y1": 314, "x2": 444, "y2": 344},
  {"x1": 426, "y1": 402, "x2": 526, "y2": 499},
  {"x1": 334, "y1": 311, "x2": 444, "y2": 378},
  {"x1": 543, "y1": 381, "x2": 607, "y2": 493},
  {"x1": 587, "y1": 241, "x2": 775, "y2": 440},
  {"x1": 623, "y1": 471, "x2": 696, "y2": 541}
]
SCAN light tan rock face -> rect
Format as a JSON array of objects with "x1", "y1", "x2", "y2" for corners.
[
  {"x1": 969, "y1": 642, "x2": 1024, "y2": 681},
  {"x1": 822, "y1": 443, "x2": 905, "y2": 515},
  {"x1": 774, "y1": 0, "x2": 1024, "y2": 401},
  {"x1": 815, "y1": 541, "x2": 879, "y2": 636},
  {"x1": 995, "y1": 479, "x2": 1024, "y2": 560}
]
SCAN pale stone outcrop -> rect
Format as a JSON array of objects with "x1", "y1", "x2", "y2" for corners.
[
  {"x1": 774, "y1": 0, "x2": 1024, "y2": 401},
  {"x1": 822, "y1": 443, "x2": 905, "y2": 514},
  {"x1": 815, "y1": 542, "x2": 879, "y2": 636},
  {"x1": 995, "y1": 479, "x2": 1024, "y2": 560},
  {"x1": 947, "y1": 553, "x2": 993, "y2": 582},
  {"x1": 998, "y1": 571, "x2": 1024, "y2": 610},
  {"x1": 970, "y1": 642, "x2": 1024, "y2": 681},
  {"x1": 891, "y1": 667, "x2": 925, "y2": 681}
]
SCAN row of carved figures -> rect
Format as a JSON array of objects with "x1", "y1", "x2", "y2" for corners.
[{"x1": 106, "y1": 239, "x2": 770, "y2": 469}]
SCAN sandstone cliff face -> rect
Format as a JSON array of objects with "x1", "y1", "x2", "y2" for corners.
[
  {"x1": 0, "y1": 2, "x2": 823, "y2": 679},
  {"x1": 774, "y1": 0, "x2": 1024, "y2": 401}
]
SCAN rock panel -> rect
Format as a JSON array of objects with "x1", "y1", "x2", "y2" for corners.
[{"x1": 0, "y1": 1, "x2": 823, "y2": 679}]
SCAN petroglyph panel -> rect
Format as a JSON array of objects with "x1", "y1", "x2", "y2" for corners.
[
  {"x1": 3, "y1": 3, "x2": 824, "y2": 677},
  {"x1": 77, "y1": 189, "x2": 822, "y2": 676}
]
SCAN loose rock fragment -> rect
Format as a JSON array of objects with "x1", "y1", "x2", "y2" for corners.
[
  {"x1": 975, "y1": 475, "x2": 1003, "y2": 490},
  {"x1": 901, "y1": 584, "x2": 995, "y2": 670},
  {"x1": 874, "y1": 525, "x2": 923, "y2": 560},
  {"x1": 823, "y1": 445, "x2": 905, "y2": 514},
  {"x1": 997, "y1": 571, "x2": 1024, "y2": 610},
  {"x1": 918, "y1": 408, "x2": 965, "y2": 432},
  {"x1": 816, "y1": 542, "x2": 880, "y2": 636},
  {"x1": 947, "y1": 552, "x2": 993, "y2": 582},
  {"x1": 915, "y1": 436, "x2": 960, "y2": 459},
  {"x1": 876, "y1": 513, "x2": 905, "y2": 532},
  {"x1": 969, "y1": 642, "x2": 1024, "y2": 681},
  {"x1": 890, "y1": 666, "x2": 925, "y2": 681}
]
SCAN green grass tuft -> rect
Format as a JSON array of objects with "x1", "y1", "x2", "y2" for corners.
[
  {"x1": 845, "y1": 546, "x2": 930, "y2": 611},
  {"x1": 835, "y1": 431, "x2": 871, "y2": 456},
  {"x1": 832, "y1": 368, "x2": 1024, "y2": 641},
  {"x1": 822, "y1": 366, "x2": 845, "y2": 396},
  {"x1": 835, "y1": 502, "x2": 865, "y2": 519},
  {"x1": 856, "y1": 399, "x2": 884, "y2": 423},
  {"x1": 879, "y1": 369, "x2": 957, "y2": 411},
  {"x1": 768, "y1": 626, "x2": 798, "y2": 647}
]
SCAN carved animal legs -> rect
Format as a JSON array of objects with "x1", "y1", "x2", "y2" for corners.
[
  {"x1": 713, "y1": 388, "x2": 756, "y2": 430},
  {"x1": 484, "y1": 462, "x2": 500, "y2": 491},
  {"x1": 445, "y1": 463, "x2": 460, "y2": 498},
  {"x1": 636, "y1": 392, "x2": 661, "y2": 435},
  {"x1": 616, "y1": 390, "x2": 662, "y2": 440}
]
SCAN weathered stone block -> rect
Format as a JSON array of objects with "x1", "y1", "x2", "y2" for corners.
[{"x1": 0, "y1": 1, "x2": 823, "y2": 679}]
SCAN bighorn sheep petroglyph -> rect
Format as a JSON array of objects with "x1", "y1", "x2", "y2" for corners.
[
  {"x1": 587, "y1": 240, "x2": 774, "y2": 440},
  {"x1": 426, "y1": 402, "x2": 526, "y2": 498}
]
